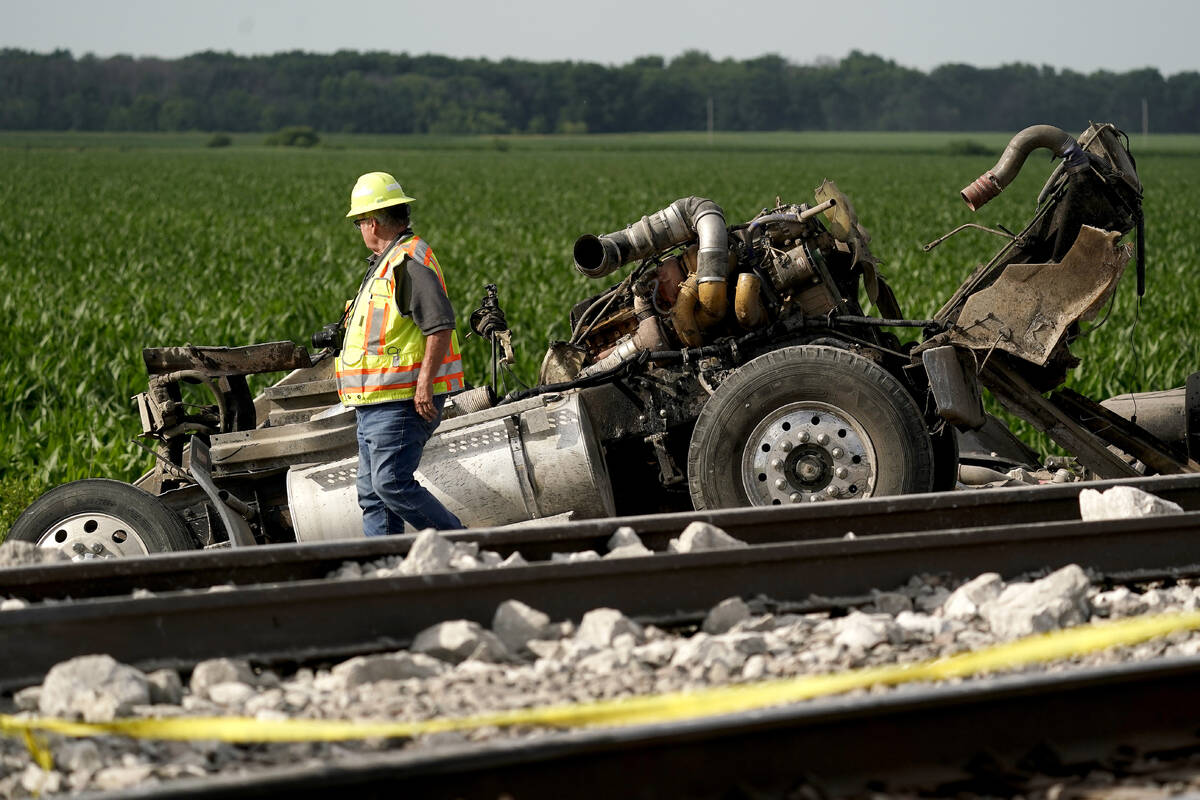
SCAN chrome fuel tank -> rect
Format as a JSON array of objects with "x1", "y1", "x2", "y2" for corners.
[{"x1": 285, "y1": 391, "x2": 615, "y2": 541}]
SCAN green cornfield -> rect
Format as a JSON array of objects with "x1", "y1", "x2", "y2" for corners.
[{"x1": 2, "y1": 131, "x2": 1198, "y2": 535}]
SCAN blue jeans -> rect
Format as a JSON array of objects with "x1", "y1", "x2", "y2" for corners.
[{"x1": 355, "y1": 397, "x2": 463, "y2": 535}]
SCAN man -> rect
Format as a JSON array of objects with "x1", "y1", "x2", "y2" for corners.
[{"x1": 334, "y1": 171, "x2": 465, "y2": 534}]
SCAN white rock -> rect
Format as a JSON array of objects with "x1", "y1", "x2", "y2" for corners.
[
  {"x1": 39, "y1": 654, "x2": 151, "y2": 722},
  {"x1": 1141, "y1": 588, "x2": 1167, "y2": 610},
  {"x1": 870, "y1": 591, "x2": 913, "y2": 616},
  {"x1": 576, "y1": 650, "x2": 621, "y2": 674},
  {"x1": 92, "y1": 765, "x2": 154, "y2": 792},
  {"x1": 479, "y1": 550, "x2": 504, "y2": 567},
  {"x1": 14, "y1": 685, "x2": 40, "y2": 711},
  {"x1": 605, "y1": 543, "x2": 653, "y2": 559},
  {"x1": 941, "y1": 573, "x2": 1003, "y2": 620},
  {"x1": 327, "y1": 561, "x2": 363, "y2": 580},
  {"x1": 147, "y1": 669, "x2": 183, "y2": 705},
  {"x1": 551, "y1": 550, "x2": 601, "y2": 563},
  {"x1": 54, "y1": 740, "x2": 102, "y2": 774},
  {"x1": 632, "y1": 640, "x2": 676, "y2": 667},
  {"x1": 702, "y1": 597, "x2": 751, "y2": 634},
  {"x1": 500, "y1": 552, "x2": 528, "y2": 568},
  {"x1": 667, "y1": 522, "x2": 748, "y2": 554},
  {"x1": 1079, "y1": 486, "x2": 1184, "y2": 521},
  {"x1": 1, "y1": 597, "x2": 28, "y2": 611},
  {"x1": 833, "y1": 611, "x2": 897, "y2": 652},
  {"x1": 719, "y1": 632, "x2": 768, "y2": 657},
  {"x1": 208, "y1": 681, "x2": 256, "y2": 708},
  {"x1": 451, "y1": 541, "x2": 480, "y2": 558},
  {"x1": 575, "y1": 608, "x2": 643, "y2": 648},
  {"x1": 20, "y1": 764, "x2": 62, "y2": 796},
  {"x1": 190, "y1": 658, "x2": 257, "y2": 697},
  {"x1": 245, "y1": 689, "x2": 285, "y2": 716},
  {"x1": 1091, "y1": 586, "x2": 1148, "y2": 618},
  {"x1": 670, "y1": 633, "x2": 747, "y2": 671},
  {"x1": 492, "y1": 599, "x2": 554, "y2": 654},
  {"x1": 607, "y1": 526, "x2": 644, "y2": 551},
  {"x1": 742, "y1": 654, "x2": 767, "y2": 680},
  {"x1": 894, "y1": 611, "x2": 952, "y2": 640},
  {"x1": 331, "y1": 652, "x2": 444, "y2": 689},
  {"x1": 612, "y1": 632, "x2": 638, "y2": 653},
  {"x1": 915, "y1": 587, "x2": 951, "y2": 614},
  {"x1": 979, "y1": 564, "x2": 1091, "y2": 639},
  {"x1": 449, "y1": 553, "x2": 480, "y2": 570},
  {"x1": 411, "y1": 620, "x2": 509, "y2": 664},
  {"x1": 401, "y1": 529, "x2": 454, "y2": 575},
  {"x1": 454, "y1": 660, "x2": 500, "y2": 677},
  {"x1": 526, "y1": 639, "x2": 562, "y2": 660}
]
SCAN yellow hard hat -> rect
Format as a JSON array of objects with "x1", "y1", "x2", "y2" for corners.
[{"x1": 346, "y1": 171, "x2": 416, "y2": 218}]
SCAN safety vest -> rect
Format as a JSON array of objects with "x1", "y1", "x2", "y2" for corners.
[{"x1": 335, "y1": 235, "x2": 465, "y2": 406}]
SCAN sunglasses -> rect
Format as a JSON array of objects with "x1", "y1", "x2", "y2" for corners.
[{"x1": 352, "y1": 218, "x2": 372, "y2": 229}]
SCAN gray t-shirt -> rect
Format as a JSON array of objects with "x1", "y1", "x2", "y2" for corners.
[
  {"x1": 364, "y1": 232, "x2": 456, "y2": 336},
  {"x1": 398, "y1": 255, "x2": 456, "y2": 335}
]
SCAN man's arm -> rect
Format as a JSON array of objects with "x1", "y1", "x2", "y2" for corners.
[{"x1": 414, "y1": 328, "x2": 454, "y2": 422}]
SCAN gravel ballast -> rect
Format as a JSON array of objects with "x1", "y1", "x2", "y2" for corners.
[{"x1": 5, "y1": 558, "x2": 1200, "y2": 798}]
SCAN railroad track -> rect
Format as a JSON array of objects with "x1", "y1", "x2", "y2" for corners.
[
  {"x1": 77, "y1": 655, "x2": 1200, "y2": 799},
  {"x1": 8, "y1": 473, "x2": 1200, "y2": 603},
  {"x1": 3, "y1": 474, "x2": 1200, "y2": 691}
]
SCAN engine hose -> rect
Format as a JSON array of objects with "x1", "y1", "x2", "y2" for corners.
[
  {"x1": 961, "y1": 125, "x2": 1088, "y2": 211},
  {"x1": 573, "y1": 197, "x2": 728, "y2": 282}
]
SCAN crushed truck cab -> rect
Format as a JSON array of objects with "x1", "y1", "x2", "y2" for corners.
[{"x1": 13, "y1": 122, "x2": 1197, "y2": 557}]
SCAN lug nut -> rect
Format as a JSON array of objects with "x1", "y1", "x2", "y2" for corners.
[
  {"x1": 779, "y1": 440, "x2": 793, "y2": 453},
  {"x1": 831, "y1": 447, "x2": 844, "y2": 459},
  {"x1": 789, "y1": 492, "x2": 801, "y2": 503},
  {"x1": 825, "y1": 485, "x2": 841, "y2": 498},
  {"x1": 770, "y1": 458, "x2": 783, "y2": 471},
  {"x1": 774, "y1": 478, "x2": 787, "y2": 490},
  {"x1": 798, "y1": 432, "x2": 810, "y2": 443},
  {"x1": 835, "y1": 467, "x2": 849, "y2": 480},
  {"x1": 816, "y1": 433, "x2": 830, "y2": 446}
]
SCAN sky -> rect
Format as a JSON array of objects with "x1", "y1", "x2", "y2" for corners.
[{"x1": 2, "y1": 0, "x2": 1197, "y2": 76}]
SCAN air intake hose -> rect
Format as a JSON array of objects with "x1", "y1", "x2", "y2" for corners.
[
  {"x1": 960, "y1": 125, "x2": 1088, "y2": 211},
  {"x1": 573, "y1": 197, "x2": 728, "y2": 283}
]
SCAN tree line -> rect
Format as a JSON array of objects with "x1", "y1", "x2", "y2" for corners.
[{"x1": 2, "y1": 48, "x2": 1197, "y2": 135}]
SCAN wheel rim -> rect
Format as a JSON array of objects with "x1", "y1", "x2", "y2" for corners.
[
  {"x1": 741, "y1": 401, "x2": 877, "y2": 505},
  {"x1": 35, "y1": 512, "x2": 152, "y2": 559}
]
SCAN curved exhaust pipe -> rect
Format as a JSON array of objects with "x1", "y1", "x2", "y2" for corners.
[
  {"x1": 960, "y1": 125, "x2": 1088, "y2": 211},
  {"x1": 573, "y1": 197, "x2": 728, "y2": 283}
]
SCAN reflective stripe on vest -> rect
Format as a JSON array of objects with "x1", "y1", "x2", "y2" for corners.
[{"x1": 335, "y1": 235, "x2": 463, "y2": 406}]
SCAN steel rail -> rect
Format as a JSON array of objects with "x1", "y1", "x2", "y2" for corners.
[
  {"x1": 88, "y1": 654, "x2": 1200, "y2": 799},
  {"x1": 5, "y1": 508, "x2": 1200, "y2": 691},
  {"x1": 7, "y1": 473, "x2": 1200, "y2": 603}
]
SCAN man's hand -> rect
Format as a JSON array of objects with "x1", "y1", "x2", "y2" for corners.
[
  {"x1": 414, "y1": 329, "x2": 454, "y2": 422},
  {"x1": 413, "y1": 384, "x2": 437, "y2": 421}
]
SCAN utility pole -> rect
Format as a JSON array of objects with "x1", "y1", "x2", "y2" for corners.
[{"x1": 707, "y1": 96, "x2": 714, "y2": 146}]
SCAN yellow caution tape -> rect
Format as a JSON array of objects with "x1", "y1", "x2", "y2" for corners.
[{"x1": 4, "y1": 610, "x2": 1200, "y2": 766}]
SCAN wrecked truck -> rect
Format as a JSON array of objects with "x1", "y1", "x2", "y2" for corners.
[{"x1": 12, "y1": 121, "x2": 1195, "y2": 557}]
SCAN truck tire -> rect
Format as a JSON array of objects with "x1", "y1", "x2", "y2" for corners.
[
  {"x1": 7, "y1": 478, "x2": 196, "y2": 558},
  {"x1": 688, "y1": 345, "x2": 935, "y2": 510}
]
